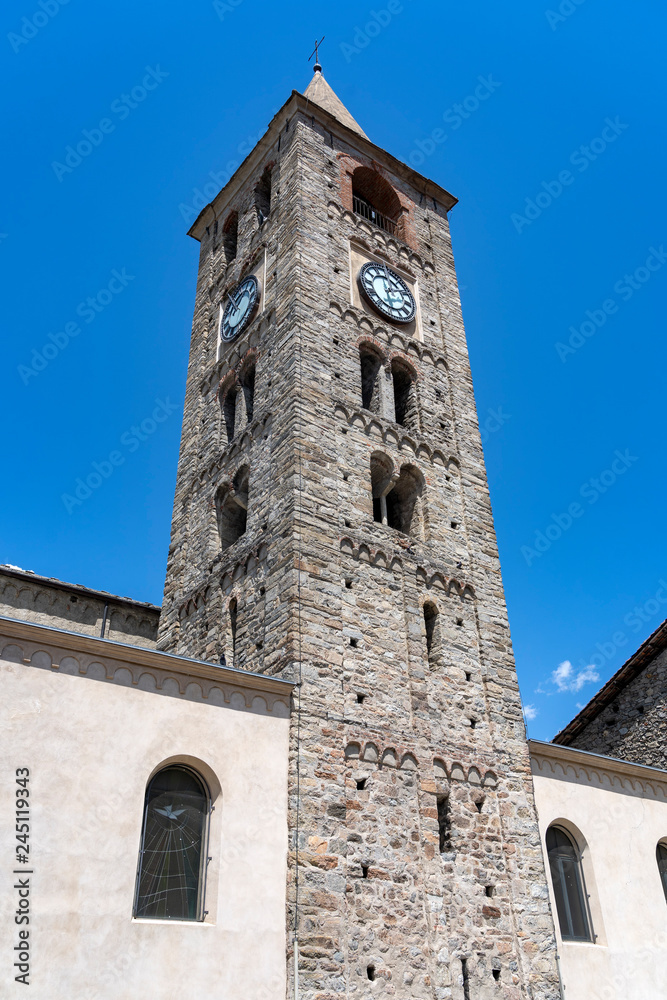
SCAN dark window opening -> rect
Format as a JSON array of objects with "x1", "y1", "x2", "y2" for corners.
[
  {"x1": 360, "y1": 348, "x2": 382, "y2": 413},
  {"x1": 461, "y1": 958, "x2": 471, "y2": 1000},
  {"x1": 657, "y1": 843, "x2": 667, "y2": 903},
  {"x1": 546, "y1": 825, "x2": 594, "y2": 942},
  {"x1": 366, "y1": 965, "x2": 375, "y2": 981},
  {"x1": 241, "y1": 361, "x2": 255, "y2": 424},
  {"x1": 437, "y1": 795, "x2": 450, "y2": 853},
  {"x1": 134, "y1": 765, "x2": 208, "y2": 921},
  {"x1": 492, "y1": 968, "x2": 501, "y2": 982},
  {"x1": 391, "y1": 360, "x2": 417, "y2": 430},
  {"x1": 255, "y1": 166, "x2": 272, "y2": 223},
  {"x1": 356, "y1": 778, "x2": 367, "y2": 790},
  {"x1": 350, "y1": 638, "x2": 358, "y2": 648},
  {"x1": 465, "y1": 672, "x2": 472, "y2": 682},
  {"x1": 222, "y1": 211, "x2": 238, "y2": 263},
  {"x1": 345, "y1": 578, "x2": 353, "y2": 589},
  {"x1": 222, "y1": 385, "x2": 237, "y2": 443},
  {"x1": 456, "y1": 618, "x2": 463, "y2": 627},
  {"x1": 229, "y1": 598, "x2": 238, "y2": 665},
  {"x1": 423, "y1": 602, "x2": 439, "y2": 666},
  {"x1": 361, "y1": 864, "x2": 369, "y2": 877},
  {"x1": 372, "y1": 496, "x2": 383, "y2": 523},
  {"x1": 475, "y1": 797, "x2": 485, "y2": 813},
  {"x1": 451, "y1": 521, "x2": 458, "y2": 529},
  {"x1": 470, "y1": 718, "x2": 477, "y2": 730},
  {"x1": 356, "y1": 693, "x2": 365, "y2": 704},
  {"x1": 485, "y1": 885, "x2": 494, "y2": 898}
]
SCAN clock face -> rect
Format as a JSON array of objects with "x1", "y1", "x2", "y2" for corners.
[
  {"x1": 358, "y1": 261, "x2": 416, "y2": 324},
  {"x1": 221, "y1": 275, "x2": 259, "y2": 342}
]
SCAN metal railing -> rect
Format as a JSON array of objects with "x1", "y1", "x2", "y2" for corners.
[{"x1": 352, "y1": 195, "x2": 397, "y2": 236}]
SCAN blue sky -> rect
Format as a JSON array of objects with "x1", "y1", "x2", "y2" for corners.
[{"x1": 2, "y1": 0, "x2": 665, "y2": 740}]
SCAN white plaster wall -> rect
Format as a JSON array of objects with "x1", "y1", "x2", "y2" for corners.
[
  {"x1": 0, "y1": 655, "x2": 290, "y2": 999},
  {"x1": 532, "y1": 760, "x2": 667, "y2": 1000}
]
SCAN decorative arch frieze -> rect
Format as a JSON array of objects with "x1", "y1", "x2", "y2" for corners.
[
  {"x1": 343, "y1": 740, "x2": 499, "y2": 787},
  {"x1": 0, "y1": 637, "x2": 290, "y2": 717},
  {"x1": 333, "y1": 401, "x2": 459, "y2": 471},
  {"x1": 332, "y1": 301, "x2": 446, "y2": 368}
]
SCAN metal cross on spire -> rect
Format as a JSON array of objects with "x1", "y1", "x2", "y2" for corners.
[{"x1": 308, "y1": 36, "x2": 325, "y2": 73}]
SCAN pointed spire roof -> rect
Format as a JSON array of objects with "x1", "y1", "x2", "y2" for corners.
[{"x1": 303, "y1": 69, "x2": 369, "y2": 140}]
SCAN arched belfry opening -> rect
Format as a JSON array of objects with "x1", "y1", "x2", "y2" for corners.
[
  {"x1": 391, "y1": 359, "x2": 418, "y2": 430},
  {"x1": 255, "y1": 166, "x2": 272, "y2": 223},
  {"x1": 216, "y1": 466, "x2": 249, "y2": 550},
  {"x1": 221, "y1": 383, "x2": 238, "y2": 444},
  {"x1": 359, "y1": 344, "x2": 384, "y2": 413},
  {"x1": 386, "y1": 464, "x2": 425, "y2": 538},
  {"x1": 222, "y1": 211, "x2": 238, "y2": 263},
  {"x1": 352, "y1": 166, "x2": 402, "y2": 238},
  {"x1": 240, "y1": 359, "x2": 256, "y2": 424}
]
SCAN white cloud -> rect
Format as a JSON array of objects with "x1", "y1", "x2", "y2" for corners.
[
  {"x1": 523, "y1": 704, "x2": 538, "y2": 721},
  {"x1": 551, "y1": 660, "x2": 599, "y2": 694}
]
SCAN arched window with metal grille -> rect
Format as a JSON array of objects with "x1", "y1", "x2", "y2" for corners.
[
  {"x1": 134, "y1": 765, "x2": 209, "y2": 921},
  {"x1": 657, "y1": 842, "x2": 667, "y2": 903},
  {"x1": 546, "y1": 825, "x2": 594, "y2": 942}
]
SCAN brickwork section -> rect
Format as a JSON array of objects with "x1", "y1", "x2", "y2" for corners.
[{"x1": 159, "y1": 92, "x2": 561, "y2": 999}]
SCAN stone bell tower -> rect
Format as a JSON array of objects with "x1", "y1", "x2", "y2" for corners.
[{"x1": 158, "y1": 64, "x2": 561, "y2": 1000}]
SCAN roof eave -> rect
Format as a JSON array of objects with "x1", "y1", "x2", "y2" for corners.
[{"x1": 553, "y1": 617, "x2": 667, "y2": 745}]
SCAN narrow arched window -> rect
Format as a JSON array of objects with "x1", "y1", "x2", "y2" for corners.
[
  {"x1": 241, "y1": 361, "x2": 255, "y2": 424},
  {"x1": 229, "y1": 597, "x2": 238, "y2": 666},
  {"x1": 360, "y1": 347, "x2": 382, "y2": 413},
  {"x1": 657, "y1": 842, "x2": 667, "y2": 903},
  {"x1": 546, "y1": 826, "x2": 593, "y2": 942},
  {"x1": 255, "y1": 167, "x2": 272, "y2": 223},
  {"x1": 222, "y1": 384, "x2": 238, "y2": 443},
  {"x1": 223, "y1": 211, "x2": 238, "y2": 263},
  {"x1": 134, "y1": 765, "x2": 209, "y2": 921},
  {"x1": 423, "y1": 602, "x2": 440, "y2": 666},
  {"x1": 391, "y1": 360, "x2": 418, "y2": 430}
]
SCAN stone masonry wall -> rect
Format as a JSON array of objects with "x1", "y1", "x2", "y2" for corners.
[
  {"x1": 159, "y1": 93, "x2": 561, "y2": 1000},
  {"x1": 0, "y1": 566, "x2": 159, "y2": 647},
  {"x1": 567, "y1": 645, "x2": 667, "y2": 768}
]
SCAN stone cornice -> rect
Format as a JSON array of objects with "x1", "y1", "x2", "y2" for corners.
[
  {"x1": 0, "y1": 615, "x2": 293, "y2": 715},
  {"x1": 529, "y1": 738, "x2": 667, "y2": 797}
]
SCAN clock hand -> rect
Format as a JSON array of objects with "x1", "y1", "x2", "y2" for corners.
[{"x1": 227, "y1": 289, "x2": 241, "y2": 310}]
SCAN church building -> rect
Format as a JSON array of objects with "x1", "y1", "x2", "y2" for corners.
[{"x1": 2, "y1": 64, "x2": 666, "y2": 1000}]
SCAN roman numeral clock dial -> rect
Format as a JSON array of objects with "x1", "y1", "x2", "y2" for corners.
[
  {"x1": 220, "y1": 275, "x2": 259, "y2": 342},
  {"x1": 358, "y1": 261, "x2": 416, "y2": 324}
]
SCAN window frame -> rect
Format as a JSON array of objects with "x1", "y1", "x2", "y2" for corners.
[
  {"x1": 546, "y1": 824, "x2": 595, "y2": 943},
  {"x1": 657, "y1": 841, "x2": 667, "y2": 904},
  {"x1": 133, "y1": 763, "x2": 211, "y2": 922}
]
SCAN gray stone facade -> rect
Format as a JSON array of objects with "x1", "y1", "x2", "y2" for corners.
[
  {"x1": 158, "y1": 75, "x2": 561, "y2": 999},
  {"x1": 0, "y1": 565, "x2": 159, "y2": 647},
  {"x1": 556, "y1": 620, "x2": 667, "y2": 769}
]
